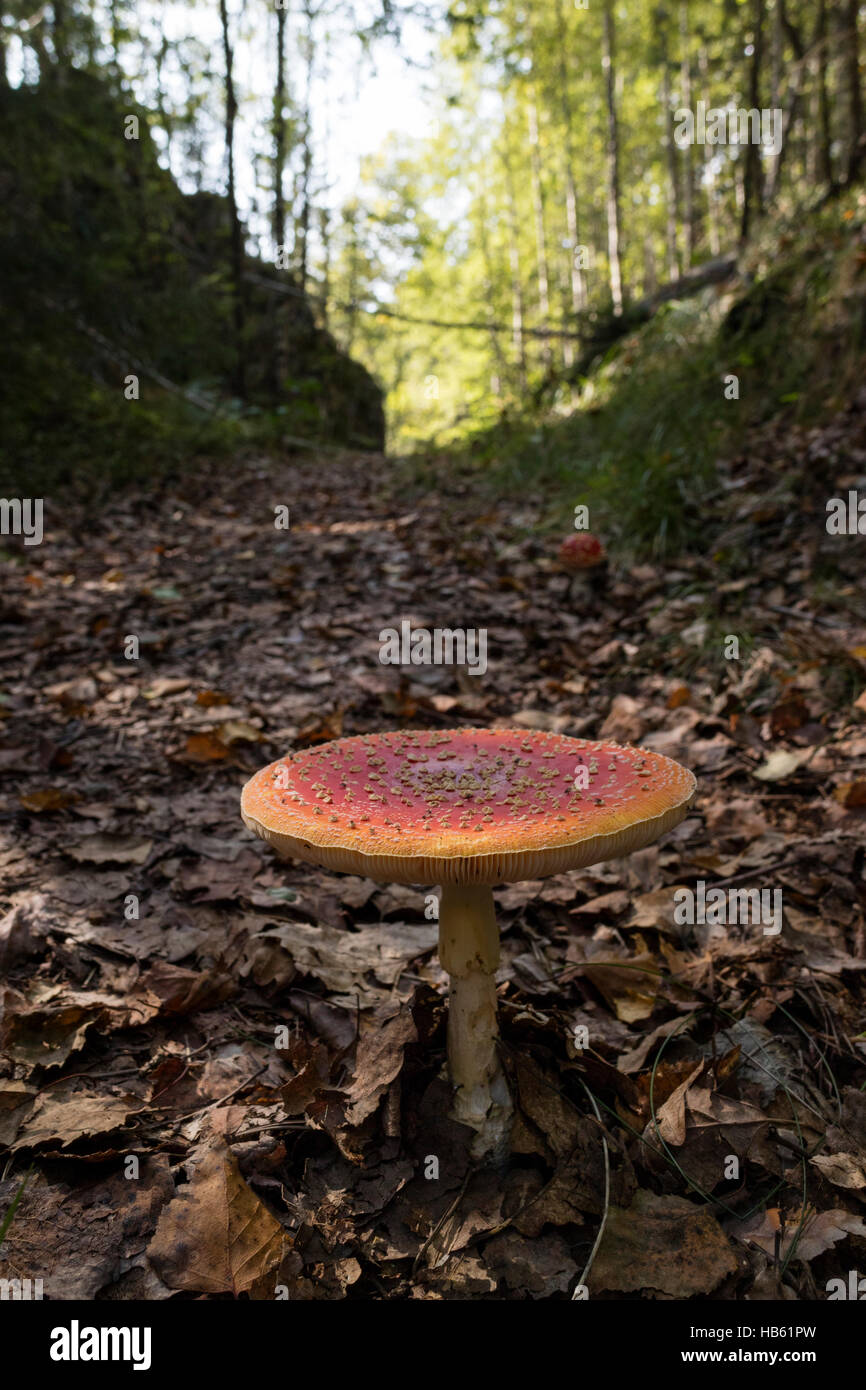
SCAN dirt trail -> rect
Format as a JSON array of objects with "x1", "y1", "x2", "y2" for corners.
[{"x1": 0, "y1": 439, "x2": 865, "y2": 1300}]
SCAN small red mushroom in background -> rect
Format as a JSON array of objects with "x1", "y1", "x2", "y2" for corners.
[
  {"x1": 557, "y1": 531, "x2": 609, "y2": 605},
  {"x1": 558, "y1": 531, "x2": 606, "y2": 570}
]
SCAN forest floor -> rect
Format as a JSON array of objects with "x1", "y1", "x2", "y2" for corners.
[{"x1": 1, "y1": 401, "x2": 866, "y2": 1301}]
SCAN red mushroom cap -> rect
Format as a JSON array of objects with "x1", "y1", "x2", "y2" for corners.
[
  {"x1": 559, "y1": 533, "x2": 605, "y2": 570},
  {"x1": 241, "y1": 727, "x2": 695, "y2": 885}
]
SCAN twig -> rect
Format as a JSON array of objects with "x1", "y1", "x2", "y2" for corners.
[
  {"x1": 166, "y1": 1065, "x2": 269, "y2": 1122},
  {"x1": 572, "y1": 1081, "x2": 610, "y2": 1299},
  {"x1": 411, "y1": 1167, "x2": 473, "y2": 1276},
  {"x1": 762, "y1": 604, "x2": 850, "y2": 631}
]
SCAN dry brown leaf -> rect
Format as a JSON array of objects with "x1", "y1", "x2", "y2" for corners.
[
  {"x1": 810, "y1": 1152, "x2": 866, "y2": 1190},
  {"x1": 19, "y1": 788, "x2": 77, "y2": 812},
  {"x1": 1, "y1": 990, "x2": 104, "y2": 1069},
  {"x1": 482, "y1": 1229, "x2": 577, "y2": 1298},
  {"x1": 147, "y1": 1143, "x2": 291, "y2": 1296},
  {"x1": 143, "y1": 677, "x2": 190, "y2": 699},
  {"x1": 0, "y1": 1160, "x2": 175, "y2": 1299},
  {"x1": 196, "y1": 688, "x2": 231, "y2": 706},
  {"x1": 729, "y1": 1206, "x2": 866, "y2": 1262},
  {"x1": 579, "y1": 952, "x2": 659, "y2": 1022},
  {"x1": 242, "y1": 920, "x2": 437, "y2": 1006},
  {"x1": 12, "y1": 1088, "x2": 140, "y2": 1150},
  {"x1": 184, "y1": 731, "x2": 230, "y2": 761},
  {"x1": 66, "y1": 834, "x2": 153, "y2": 865},
  {"x1": 832, "y1": 780, "x2": 866, "y2": 808},
  {"x1": 343, "y1": 1005, "x2": 417, "y2": 1125},
  {"x1": 653, "y1": 1061, "x2": 704, "y2": 1145},
  {"x1": 592, "y1": 1190, "x2": 738, "y2": 1296},
  {"x1": 217, "y1": 719, "x2": 262, "y2": 745}
]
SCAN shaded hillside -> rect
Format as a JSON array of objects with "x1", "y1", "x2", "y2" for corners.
[{"x1": 0, "y1": 71, "x2": 384, "y2": 492}]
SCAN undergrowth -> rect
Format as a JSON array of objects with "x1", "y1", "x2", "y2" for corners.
[{"x1": 395, "y1": 188, "x2": 866, "y2": 561}]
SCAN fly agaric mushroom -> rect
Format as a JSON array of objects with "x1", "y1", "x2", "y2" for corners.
[
  {"x1": 557, "y1": 533, "x2": 608, "y2": 607},
  {"x1": 558, "y1": 532, "x2": 606, "y2": 570},
  {"x1": 240, "y1": 728, "x2": 695, "y2": 1158}
]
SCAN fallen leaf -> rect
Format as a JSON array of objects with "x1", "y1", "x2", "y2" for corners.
[
  {"x1": 653, "y1": 1061, "x2": 704, "y2": 1145},
  {"x1": 12, "y1": 1089, "x2": 140, "y2": 1150},
  {"x1": 241, "y1": 921, "x2": 437, "y2": 1005},
  {"x1": 578, "y1": 952, "x2": 660, "y2": 1022},
  {"x1": 729, "y1": 1206, "x2": 866, "y2": 1262},
  {"x1": 147, "y1": 1143, "x2": 291, "y2": 1296},
  {"x1": 184, "y1": 731, "x2": 229, "y2": 762},
  {"x1": 753, "y1": 748, "x2": 812, "y2": 781},
  {"x1": 66, "y1": 835, "x2": 153, "y2": 865},
  {"x1": 591, "y1": 1190, "x2": 738, "y2": 1295},
  {"x1": 482, "y1": 1229, "x2": 577, "y2": 1298},
  {"x1": 0, "y1": 894, "x2": 49, "y2": 969},
  {"x1": 832, "y1": 780, "x2": 866, "y2": 808},
  {"x1": 0, "y1": 1081, "x2": 38, "y2": 1145},
  {"x1": 343, "y1": 1005, "x2": 417, "y2": 1124},
  {"x1": 19, "y1": 788, "x2": 76, "y2": 812},
  {"x1": 0, "y1": 1160, "x2": 174, "y2": 1299},
  {"x1": 217, "y1": 719, "x2": 262, "y2": 745},
  {"x1": 810, "y1": 1152, "x2": 866, "y2": 1190},
  {"x1": 196, "y1": 689, "x2": 231, "y2": 707},
  {"x1": 143, "y1": 677, "x2": 191, "y2": 699},
  {"x1": 1, "y1": 991, "x2": 103, "y2": 1069}
]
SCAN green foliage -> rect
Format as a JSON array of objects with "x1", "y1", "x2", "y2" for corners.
[
  {"x1": 322, "y1": 0, "x2": 860, "y2": 456},
  {"x1": 394, "y1": 190, "x2": 866, "y2": 560},
  {"x1": 0, "y1": 70, "x2": 383, "y2": 494},
  {"x1": 3, "y1": 0, "x2": 864, "y2": 501},
  {"x1": 399, "y1": 295, "x2": 725, "y2": 557}
]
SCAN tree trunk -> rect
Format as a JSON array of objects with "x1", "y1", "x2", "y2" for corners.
[
  {"x1": 770, "y1": 0, "x2": 783, "y2": 114},
  {"x1": 527, "y1": 94, "x2": 553, "y2": 372},
  {"x1": 270, "y1": 0, "x2": 290, "y2": 392},
  {"x1": 296, "y1": 0, "x2": 316, "y2": 293},
  {"x1": 766, "y1": 0, "x2": 785, "y2": 199},
  {"x1": 813, "y1": 0, "x2": 832, "y2": 185},
  {"x1": 679, "y1": 2, "x2": 695, "y2": 267},
  {"x1": 844, "y1": 0, "x2": 863, "y2": 182},
  {"x1": 52, "y1": 0, "x2": 69, "y2": 69},
  {"x1": 554, "y1": 0, "x2": 586, "y2": 333},
  {"x1": 740, "y1": 0, "x2": 765, "y2": 243},
  {"x1": 766, "y1": 1, "x2": 809, "y2": 203},
  {"x1": 342, "y1": 201, "x2": 361, "y2": 352},
  {"x1": 502, "y1": 133, "x2": 527, "y2": 389},
  {"x1": 602, "y1": 0, "x2": 624, "y2": 314},
  {"x1": 109, "y1": 0, "x2": 121, "y2": 68},
  {"x1": 273, "y1": 3, "x2": 288, "y2": 253},
  {"x1": 476, "y1": 187, "x2": 509, "y2": 396},
  {"x1": 154, "y1": 33, "x2": 172, "y2": 168},
  {"x1": 660, "y1": 12, "x2": 681, "y2": 280},
  {"x1": 318, "y1": 205, "x2": 330, "y2": 327},
  {"x1": 218, "y1": 0, "x2": 246, "y2": 398},
  {"x1": 643, "y1": 231, "x2": 657, "y2": 297},
  {"x1": 699, "y1": 45, "x2": 721, "y2": 256}
]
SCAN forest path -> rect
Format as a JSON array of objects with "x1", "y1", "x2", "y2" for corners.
[{"x1": 0, "y1": 435, "x2": 865, "y2": 1298}]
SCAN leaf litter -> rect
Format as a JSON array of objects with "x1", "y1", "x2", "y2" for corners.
[{"x1": 0, "y1": 436, "x2": 865, "y2": 1299}]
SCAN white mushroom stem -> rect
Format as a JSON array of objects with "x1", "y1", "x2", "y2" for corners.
[{"x1": 438, "y1": 883, "x2": 512, "y2": 1159}]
